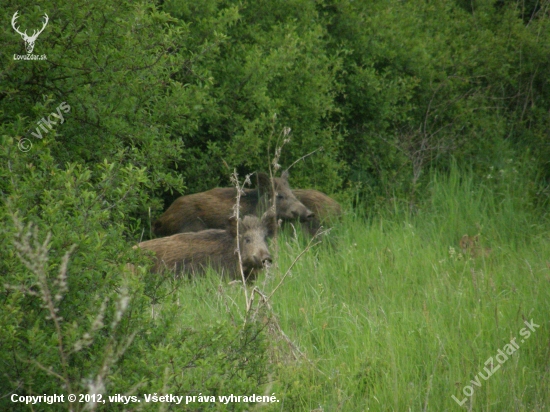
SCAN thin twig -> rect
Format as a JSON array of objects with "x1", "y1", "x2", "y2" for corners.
[
  {"x1": 267, "y1": 236, "x2": 323, "y2": 301},
  {"x1": 284, "y1": 147, "x2": 323, "y2": 173},
  {"x1": 230, "y1": 170, "x2": 252, "y2": 312}
]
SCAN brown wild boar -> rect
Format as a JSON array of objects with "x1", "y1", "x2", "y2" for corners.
[
  {"x1": 291, "y1": 189, "x2": 342, "y2": 236},
  {"x1": 136, "y1": 213, "x2": 275, "y2": 281},
  {"x1": 153, "y1": 171, "x2": 314, "y2": 236}
]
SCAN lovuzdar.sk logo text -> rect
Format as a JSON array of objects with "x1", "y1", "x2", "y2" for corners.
[{"x1": 12, "y1": 10, "x2": 48, "y2": 60}]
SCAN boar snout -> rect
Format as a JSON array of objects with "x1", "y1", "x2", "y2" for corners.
[
  {"x1": 251, "y1": 251, "x2": 271, "y2": 268},
  {"x1": 294, "y1": 207, "x2": 314, "y2": 222},
  {"x1": 246, "y1": 249, "x2": 272, "y2": 268}
]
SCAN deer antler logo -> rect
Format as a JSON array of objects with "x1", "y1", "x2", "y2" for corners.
[{"x1": 12, "y1": 11, "x2": 49, "y2": 54}]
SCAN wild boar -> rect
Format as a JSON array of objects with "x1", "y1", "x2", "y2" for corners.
[
  {"x1": 291, "y1": 189, "x2": 342, "y2": 236},
  {"x1": 153, "y1": 171, "x2": 314, "y2": 236},
  {"x1": 136, "y1": 212, "x2": 275, "y2": 281}
]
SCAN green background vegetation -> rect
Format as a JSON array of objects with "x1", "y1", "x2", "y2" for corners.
[{"x1": 1, "y1": 0, "x2": 548, "y2": 410}]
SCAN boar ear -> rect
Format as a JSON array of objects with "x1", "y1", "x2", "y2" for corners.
[
  {"x1": 281, "y1": 169, "x2": 289, "y2": 181},
  {"x1": 227, "y1": 216, "x2": 240, "y2": 237},
  {"x1": 256, "y1": 172, "x2": 272, "y2": 194},
  {"x1": 261, "y1": 207, "x2": 278, "y2": 237}
]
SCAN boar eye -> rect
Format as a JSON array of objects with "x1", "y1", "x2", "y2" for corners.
[
  {"x1": 276, "y1": 194, "x2": 284, "y2": 200},
  {"x1": 244, "y1": 237, "x2": 251, "y2": 244}
]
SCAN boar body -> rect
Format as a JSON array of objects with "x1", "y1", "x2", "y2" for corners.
[
  {"x1": 137, "y1": 214, "x2": 274, "y2": 281},
  {"x1": 153, "y1": 171, "x2": 313, "y2": 236},
  {"x1": 291, "y1": 189, "x2": 342, "y2": 236}
]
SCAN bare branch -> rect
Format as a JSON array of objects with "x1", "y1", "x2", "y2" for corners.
[
  {"x1": 267, "y1": 236, "x2": 323, "y2": 301},
  {"x1": 284, "y1": 147, "x2": 323, "y2": 173},
  {"x1": 230, "y1": 169, "x2": 251, "y2": 309},
  {"x1": 12, "y1": 217, "x2": 74, "y2": 394}
]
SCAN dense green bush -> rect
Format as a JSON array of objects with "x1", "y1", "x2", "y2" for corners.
[
  {"x1": 324, "y1": 0, "x2": 549, "y2": 208},
  {"x1": 0, "y1": 150, "x2": 270, "y2": 410},
  {"x1": 2, "y1": 0, "x2": 548, "y2": 205},
  {"x1": 1, "y1": 1, "x2": 270, "y2": 409}
]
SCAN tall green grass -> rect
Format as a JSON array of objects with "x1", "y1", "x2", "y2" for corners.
[{"x1": 159, "y1": 165, "x2": 549, "y2": 411}]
